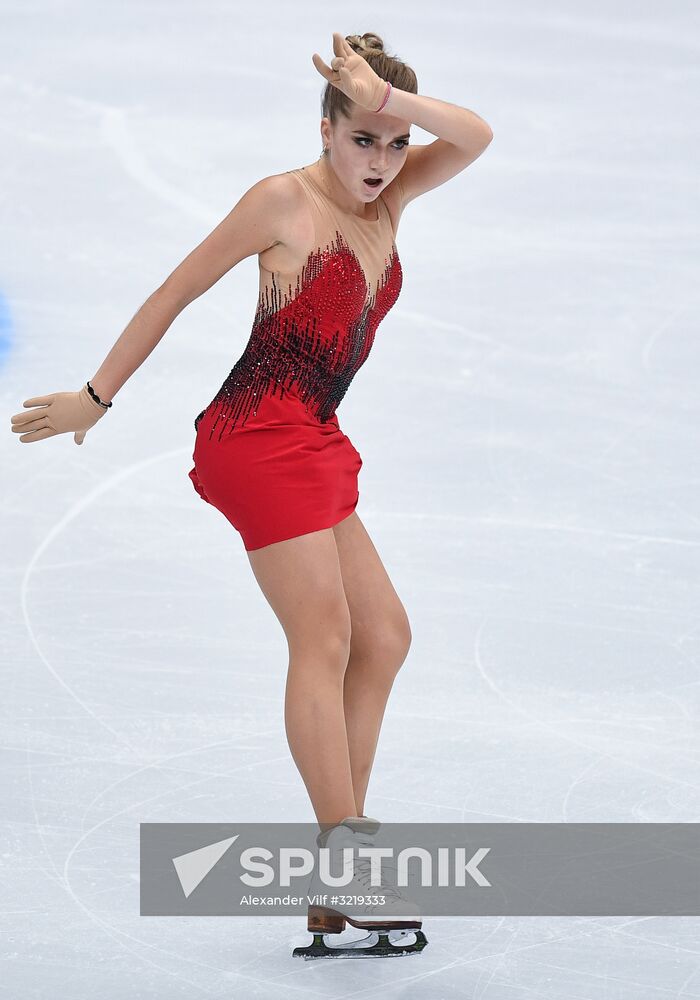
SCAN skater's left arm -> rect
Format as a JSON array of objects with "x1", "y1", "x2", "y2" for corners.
[{"x1": 384, "y1": 88, "x2": 493, "y2": 206}]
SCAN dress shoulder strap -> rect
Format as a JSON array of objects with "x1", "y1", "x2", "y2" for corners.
[{"x1": 287, "y1": 167, "x2": 326, "y2": 216}]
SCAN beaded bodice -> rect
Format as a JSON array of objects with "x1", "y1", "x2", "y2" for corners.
[{"x1": 195, "y1": 162, "x2": 403, "y2": 442}]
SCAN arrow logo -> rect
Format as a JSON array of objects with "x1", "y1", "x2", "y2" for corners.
[{"x1": 172, "y1": 835, "x2": 239, "y2": 898}]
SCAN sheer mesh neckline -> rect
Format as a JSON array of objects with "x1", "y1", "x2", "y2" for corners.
[{"x1": 296, "y1": 165, "x2": 382, "y2": 224}]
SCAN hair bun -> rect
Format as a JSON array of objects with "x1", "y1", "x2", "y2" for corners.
[
  {"x1": 321, "y1": 33, "x2": 417, "y2": 124},
  {"x1": 345, "y1": 32, "x2": 385, "y2": 55}
]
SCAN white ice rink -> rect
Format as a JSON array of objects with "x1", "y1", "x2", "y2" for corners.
[{"x1": 2, "y1": 1, "x2": 699, "y2": 996}]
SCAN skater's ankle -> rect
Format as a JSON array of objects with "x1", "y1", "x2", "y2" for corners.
[
  {"x1": 316, "y1": 814, "x2": 368, "y2": 847},
  {"x1": 317, "y1": 813, "x2": 362, "y2": 834}
]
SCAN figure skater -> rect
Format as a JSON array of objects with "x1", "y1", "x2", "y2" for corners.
[{"x1": 10, "y1": 30, "x2": 493, "y2": 958}]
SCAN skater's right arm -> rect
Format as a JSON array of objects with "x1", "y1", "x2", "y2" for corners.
[{"x1": 9, "y1": 174, "x2": 295, "y2": 446}]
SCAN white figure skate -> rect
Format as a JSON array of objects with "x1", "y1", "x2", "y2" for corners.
[{"x1": 293, "y1": 815, "x2": 428, "y2": 960}]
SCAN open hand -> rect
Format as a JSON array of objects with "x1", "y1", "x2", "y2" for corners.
[
  {"x1": 312, "y1": 32, "x2": 389, "y2": 112},
  {"x1": 10, "y1": 384, "x2": 108, "y2": 445}
]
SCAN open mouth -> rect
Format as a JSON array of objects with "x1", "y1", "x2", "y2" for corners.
[{"x1": 363, "y1": 177, "x2": 383, "y2": 189}]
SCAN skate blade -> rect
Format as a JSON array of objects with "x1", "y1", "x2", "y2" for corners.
[
  {"x1": 292, "y1": 929, "x2": 428, "y2": 960},
  {"x1": 346, "y1": 928, "x2": 416, "y2": 947}
]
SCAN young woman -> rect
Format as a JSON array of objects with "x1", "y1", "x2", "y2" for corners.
[{"x1": 10, "y1": 31, "x2": 492, "y2": 957}]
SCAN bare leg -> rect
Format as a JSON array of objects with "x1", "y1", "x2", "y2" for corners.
[
  {"x1": 247, "y1": 525, "x2": 357, "y2": 828},
  {"x1": 332, "y1": 513, "x2": 412, "y2": 816}
]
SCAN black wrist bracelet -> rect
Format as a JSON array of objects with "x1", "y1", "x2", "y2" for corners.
[{"x1": 86, "y1": 380, "x2": 112, "y2": 409}]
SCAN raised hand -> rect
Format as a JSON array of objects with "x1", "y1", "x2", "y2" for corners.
[
  {"x1": 312, "y1": 32, "x2": 389, "y2": 112},
  {"x1": 10, "y1": 384, "x2": 109, "y2": 445}
]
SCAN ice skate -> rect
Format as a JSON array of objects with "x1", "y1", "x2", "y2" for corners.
[{"x1": 292, "y1": 815, "x2": 428, "y2": 959}]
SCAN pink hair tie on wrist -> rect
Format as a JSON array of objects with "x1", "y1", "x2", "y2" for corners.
[{"x1": 374, "y1": 81, "x2": 392, "y2": 113}]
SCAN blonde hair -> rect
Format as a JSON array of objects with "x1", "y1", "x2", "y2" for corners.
[{"x1": 321, "y1": 32, "x2": 418, "y2": 123}]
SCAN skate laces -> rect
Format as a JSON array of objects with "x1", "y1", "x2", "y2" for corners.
[
  {"x1": 323, "y1": 828, "x2": 406, "y2": 901},
  {"x1": 352, "y1": 845, "x2": 405, "y2": 901},
  {"x1": 356, "y1": 858, "x2": 406, "y2": 901}
]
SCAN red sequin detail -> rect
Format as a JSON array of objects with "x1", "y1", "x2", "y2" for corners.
[{"x1": 196, "y1": 230, "x2": 402, "y2": 442}]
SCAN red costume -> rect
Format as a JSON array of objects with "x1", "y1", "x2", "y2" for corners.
[{"x1": 188, "y1": 164, "x2": 403, "y2": 550}]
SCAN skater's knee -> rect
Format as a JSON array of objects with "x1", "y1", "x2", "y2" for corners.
[
  {"x1": 349, "y1": 617, "x2": 412, "y2": 681},
  {"x1": 379, "y1": 620, "x2": 411, "y2": 669},
  {"x1": 287, "y1": 605, "x2": 352, "y2": 676}
]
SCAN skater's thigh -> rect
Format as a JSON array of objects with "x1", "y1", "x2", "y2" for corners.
[
  {"x1": 332, "y1": 512, "x2": 411, "y2": 662},
  {"x1": 246, "y1": 526, "x2": 351, "y2": 652}
]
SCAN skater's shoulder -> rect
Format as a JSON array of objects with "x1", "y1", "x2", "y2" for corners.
[{"x1": 251, "y1": 171, "x2": 309, "y2": 210}]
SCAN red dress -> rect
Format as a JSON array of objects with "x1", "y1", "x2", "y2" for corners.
[{"x1": 188, "y1": 161, "x2": 403, "y2": 551}]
